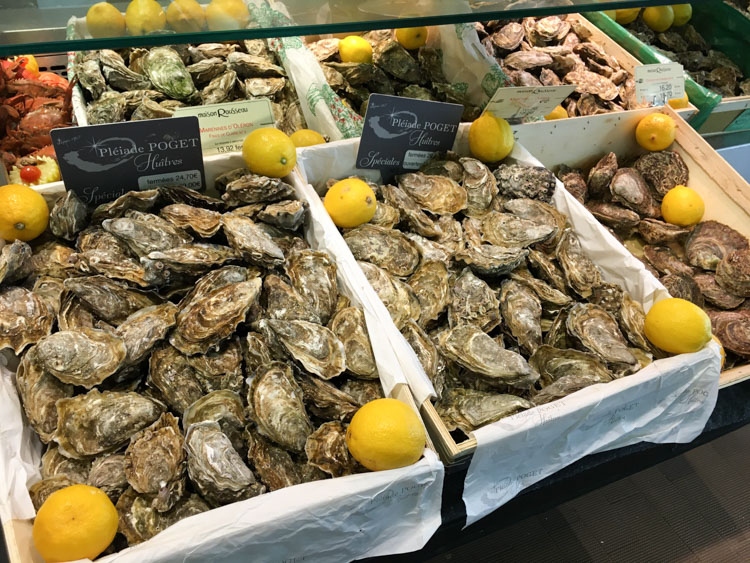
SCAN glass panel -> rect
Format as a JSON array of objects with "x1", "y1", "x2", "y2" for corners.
[{"x1": 0, "y1": 0, "x2": 680, "y2": 57}]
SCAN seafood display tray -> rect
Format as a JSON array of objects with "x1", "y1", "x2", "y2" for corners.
[{"x1": 0, "y1": 156, "x2": 444, "y2": 563}]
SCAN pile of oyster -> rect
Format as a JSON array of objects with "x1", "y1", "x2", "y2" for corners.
[
  {"x1": 479, "y1": 15, "x2": 648, "y2": 117},
  {"x1": 558, "y1": 150, "x2": 750, "y2": 367},
  {"x1": 307, "y1": 30, "x2": 481, "y2": 120},
  {"x1": 0, "y1": 176, "x2": 386, "y2": 551},
  {"x1": 76, "y1": 41, "x2": 306, "y2": 134},
  {"x1": 329, "y1": 155, "x2": 655, "y2": 435},
  {"x1": 624, "y1": 16, "x2": 748, "y2": 97}
]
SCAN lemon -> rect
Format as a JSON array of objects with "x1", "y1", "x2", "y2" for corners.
[
  {"x1": 345, "y1": 398, "x2": 425, "y2": 471},
  {"x1": 544, "y1": 105, "x2": 568, "y2": 120},
  {"x1": 33, "y1": 484, "x2": 118, "y2": 563},
  {"x1": 602, "y1": 9, "x2": 617, "y2": 19},
  {"x1": 395, "y1": 26, "x2": 429, "y2": 50},
  {"x1": 661, "y1": 184, "x2": 704, "y2": 226},
  {"x1": 86, "y1": 2, "x2": 126, "y2": 38},
  {"x1": 712, "y1": 335, "x2": 726, "y2": 369},
  {"x1": 242, "y1": 127, "x2": 296, "y2": 178},
  {"x1": 671, "y1": 4, "x2": 692, "y2": 26},
  {"x1": 668, "y1": 93, "x2": 689, "y2": 109},
  {"x1": 644, "y1": 298, "x2": 712, "y2": 354},
  {"x1": 125, "y1": 0, "x2": 166, "y2": 35},
  {"x1": 0, "y1": 184, "x2": 49, "y2": 242},
  {"x1": 166, "y1": 0, "x2": 206, "y2": 33},
  {"x1": 290, "y1": 129, "x2": 327, "y2": 148},
  {"x1": 339, "y1": 36, "x2": 373, "y2": 64},
  {"x1": 615, "y1": 8, "x2": 641, "y2": 24},
  {"x1": 324, "y1": 178, "x2": 377, "y2": 228},
  {"x1": 205, "y1": 0, "x2": 250, "y2": 31},
  {"x1": 468, "y1": 111, "x2": 514, "y2": 163},
  {"x1": 635, "y1": 113, "x2": 676, "y2": 151},
  {"x1": 642, "y1": 6, "x2": 675, "y2": 32}
]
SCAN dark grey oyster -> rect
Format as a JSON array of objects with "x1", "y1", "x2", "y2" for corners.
[
  {"x1": 246, "y1": 428, "x2": 302, "y2": 492},
  {"x1": 88, "y1": 454, "x2": 128, "y2": 504},
  {"x1": 257, "y1": 200, "x2": 307, "y2": 231},
  {"x1": 63, "y1": 276, "x2": 160, "y2": 325},
  {"x1": 633, "y1": 151, "x2": 689, "y2": 198},
  {"x1": 493, "y1": 164, "x2": 556, "y2": 202},
  {"x1": 685, "y1": 221, "x2": 749, "y2": 271},
  {"x1": 533, "y1": 369, "x2": 613, "y2": 405},
  {"x1": 480, "y1": 211, "x2": 556, "y2": 248},
  {"x1": 222, "y1": 173, "x2": 295, "y2": 207},
  {"x1": 344, "y1": 224, "x2": 420, "y2": 277},
  {"x1": 0, "y1": 240, "x2": 32, "y2": 286},
  {"x1": 221, "y1": 213, "x2": 285, "y2": 268},
  {"x1": 148, "y1": 345, "x2": 204, "y2": 415},
  {"x1": 50, "y1": 192, "x2": 89, "y2": 241}
]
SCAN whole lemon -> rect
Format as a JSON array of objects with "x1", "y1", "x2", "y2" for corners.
[
  {"x1": 33, "y1": 484, "x2": 118, "y2": 563},
  {"x1": 712, "y1": 334, "x2": 725, "y2": 369},
  {"x1": 671, "y1": 4, "x2": 692, "y2": 26},
  {"x1": 324, "y1": 178, "x2": 377, "y2": 228},
  {"x1": 290, "y1": 129, "x2": 327, "y2": 148},
  {"x1": 86, "y1": 2, "x2": 126, "y2": 38},
  {"x1": 635, "y1": 113, "x2": 676, "y2": 151},
  {"x1": 661, "y1": 184, "x2": 704, "y2": 226},
  {"x1": 205, "y1": 0, "x2": 250, "y2": 31},
  {"x1": 644, "y1": 298, "x2": 712, "y2": 354},
  {"x1": 166, "y1": 0, "x2": 206, "y2": 33},
  {"x1": 668, "y1": 93, "x2": 690, "y2": 109},
  {"x1": 615, "y1": 8, "x2": 641, "y2": 24},
  {"x1": 0, "y1": 184, "x2": 49, "y2": 242},
  {"x1": 242, "y1": 127, "x2": 296, "y2": 178},
  {"x1": 125, "y1": 0, "x2": 166, "y2": 35},
  {"x1": 642, "y1": 6, "x2": 675, "y2": 32},
  {"x1": 345, "y1": 398, "x2": 425, "y2": 471},
  {"x1": 469, "y1": 111, "x2": 514, "y2": 163},
  {"x1": 339, "y1": 36, "x2": 373, "y2": 64},
  {"x1": 544, "y1": 105, "x2": 568, "y2": 120},
  {"x1": 395, "y1": 26, "x2": 429, "y2": 50}
]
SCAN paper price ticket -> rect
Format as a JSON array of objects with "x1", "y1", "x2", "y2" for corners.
[{"x1": 634, "y1": 63, "x2": 685, "y2": 106}]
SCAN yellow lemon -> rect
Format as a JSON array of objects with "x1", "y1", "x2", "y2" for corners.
[
  {"x1": 671, "y1": 4, "x2": 692, "y2": 26},
  {"x1": 544, "y1": 105, "x2": 568, "y2": 120},
  {"x1": 615, "y1": 8, "x2": 641, "y2": 24},
  {"x1": 345, "y1": 398, "x2": 425, "y2": 471},
  {"x1": 395, "y1": 26, "x2": 429, "y2": 50},
  {"x1": 324, "y1": 178, "x2": 377, "y2": 228},
  {"x1": 712, "y1": 334, "x2": 725, "y2": 369},
  {"x1": 635, "y1": 113, "x2": 676, "y2": 151},
  {"x1": 16, "y1": 54, "x2": 40, "y2": 75},
  {"x1": 86, "y1": 2, "x2": 126, "y2": 38},
  {"x1": 32, "y1": 484, "x2": 118, "y2": 563},
  {"x1": 289, "y1": 129, "x2": 327, "y2": 148},
  {"x1": 644, "y1": 298, "x2": 712, "y2": 354},
  {"x1": 242, "y1": 127, "x2": 296, "y2": 178},
  {"x1": 602, "y1": 9, "x2": 617, "y2": 19},
  {"x1": 661, "y1": 184, "x2": 704, "y2": 226},
  {"x1": 0, "y1": 184, "x2": 49, "y2": 242},
  {"x1": 668, "y1": 93, "x2": 689, "y2": 109},
  {"x1": 125, "y1": 0, "x2": 166, "y2": 35},
  {"x1": 166, "y1": 0, "x2": 206, "y2": 33},
  {"x1": 205, "y1": 0, "x2": 250, "y2": 31},
  {"x1": 642, "y1": 6, "x2": 675, "y2": 32},
  {"x1": 339, "y1": 36, "x2": 373, "y2": 64},
  {"x1": 468, "y1": 111, "x2": 514, "y2": 163}
]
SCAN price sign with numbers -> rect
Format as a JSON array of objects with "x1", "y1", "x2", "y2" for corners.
[{"x1": 634, "y1": 63, "x2": 685, "y2": 106}]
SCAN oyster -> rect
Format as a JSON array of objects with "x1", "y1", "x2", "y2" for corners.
[
  {"x1": 33, "y1": 276, "x2": 64, "y2": 315},
  {"x1": 565, "y1": 68, "x2": 618, "y2": 100},
  {"x1": 661, "y1": 274, "x2": 704, "y2": 307},
  {"x1": 131, "y1": 98, "x2": 173, "y2": 120},
  {"x1": 638, "y1": 218, "x2": 692, "y2": 244},
  {"x1": 91, "y1": 189, "x2": 161, "y2": 223},
  {"x1": 707, "y1": 310, "x2": 750, "y2": 358},
  {"x1": 55, "y1": 389, "x2": 163, "y2": 459},
  {"x1": 227, "y1": 52, "x2": 285, "y2": 78},
  {"x1": 115, "y1": 303, "x2": 178, "y2": 364},
  {"x1": 142, "y1": 47, "x2": 198, "y2": 102},
  {"x1": 491, "y1": 22, "x2": 525, "y2": 51},
  {"x1": 499, "y1": 279, "x2": 543, "y2": 355},
  {"x1": 248, "y1": 362, "x2": 313, "y2": 452},
  {"x1": 438, "y1": 325, "x2": 538, "y2": 389},
  {"x1": 246, "y1": 428, "x2": 302, "y2": 492},
  {"x1": 685, "y1": 221, "x2": 749, "y2": 271},
  {"x1": 86, "y1": 91, "x2": 127, "y2": 124},
  {"x1": 50, "y1": 191, "x2": 89, "y2": 241},
  {"x1": 0, "y1": 240, "x2": 32, "y2": 286},
  {"x1": 566, "y1": 303, "x2": 637, "y2": 371},
  {"x1": 264, "y1": 274, "x2": 319, "y2": 323},
  {"x1": 437, "y1": 388, "x2": 532, "y2": 433},
  {"x1": 286, "y1": 250, "x2": 339, "y2": 325},
  {"x1": 201, "y1": 70, "x2": 237, "y2": 105},
  {"x1": 58, "y1": 291, "x2": 98, "y2": 331},
  {"x1": 296, "y1": 373, "x2": 360, "y2": 422},
  {"x1": 185, "y1": 421, "x2": 265, "y2": 508},
  {"x1": 556, "y1": 229, "x2": 602, "y2": 298},
  {"x1": 88, "y1": 454, "x2": 128, "y2": 503},
  {"x1": 305, "y1": 421, "x2": 359, "y2": 477},
  {"x1": 587, "y1": 202, "x2": 640, "y2": 232},
  {"x1": 148, "y1": 345, "x2": 204, "y2": 414},
  {"x1": 408, "y1": 260, "x2": 451, "y2": 326},
  {"x1": 398, "y1": 173, "x2": 467, "y2": 215},
  {"x1": 590, "y1": 282, "x2": 625, "y2": 317},
  {"x1": 494, "y1": 164, "x2": 556, "y2": 202},
  {"x1": 369, "y1": 201, "x2": 401, "y2": 229},
  {"x1": 74, "y1": 231, "x2": 156, "y2": 288},
  {"x1": 633, "y1": 151, "x2": 689, "y2": 198},
  {"x1": 183, "y1": 390, "x2": 246, "y2": 455},
  {"x1": 695, "y1": 273, "x2": 745, "y2": 309},
  {"x1": 587, "y1": 152, "x2": 618, "y2": 198},
  {"x1": 609, "y1": 168, "x2": 660, "y2": 218},
  {"x1": 263, "y1": 319, "x2": 346, "y2": 380},
  {"x1": 330, "y1": 307, "x2": 377, "y2": 379},
  {"x1": 222, "y1": 174, "x2": 296, "y2": 207},
  {"x1": 530, "y1": 345, "x2": 611, "y2": 387},
  {"x1": 503, "y1": 198, "x2": 567, "y2": 252},
  {"x1": 257, "y1": 200, "x2": 307, "y2": 231},
  {"x1": 618, "y1": 293, "x2": 652, "y2": 351},
  {"x1": 187, "y1": 337, "x2": 244, "y2": 394},
  {"x1": 401, "y1": 320, "x2": 445, "y2": 399},
  {"x1": 102, "y1": 213, "x2": 192, "y2": 258},
  {"x1": 358, "y1": 261, "x2": 415, "y2": 330},
  {"x1": 29, "y1": 242, "x2": 77, "y2": 280},
  {"x1": 186, "y1": 57, "x2": 227, "y2": 85},
  {"x1": 340, "y1": 379, "x2": 384, "y2": 405},
  {"x1": 510, "y1": 267, "x2": 571, "y2": 307},
  {"x1": 0, "y1": 287, "x2": 54, "y2": 354},
  {"x1": 144, "y1": 243, "x2": 240, "y2": 276},
  {"x1": 124, "y1": 413, "x2": 186, "y2": 512},
  {"x1": 527, "y1": 248, "x2": 568, "y2": 293},
  {"x1": 381, "y1": 184, "x2": 438, "y2": 237},
  {"x1": 716, "y1": 249, "x2": 750, "y2": 297},
  {"x1": 533, "y1": 370, "x2": 612, "y2": 405},
  {"x1": 461, "y1": 157, "x2": 498, "y2": 217},
  {"x1": 480, "y1": 211, "x2": 556, "y2": 248},
  {"x1": 29, "y1": 476, "x2": 78, "y2": 511},
  {"x1": 455, "y1": 241, "x2": 528, "y2": 277},
  {"x1": 76, "y1": 58, "x2": 106, "y2": 99},
  {"x1": 41, "y1": 444, "x2": 91, "y2": 482},
  {"x1": 448, "y1": 268, "x2": 501, "y2": 332},
  {"x1": 344, "y1": 224, "x2": 420, "y2": 277},
  {"x1": 644, "y1": 245, "x2": 694, "y2": 277},
  {"x1": 505, "y1": 50, "x2": 553, "y2": 70},
  {"x1": 221, "y1": 213, "x2": 285, "y2": 268},
  {"x1": 36, "y1": 328, "x2": 126, "y2": 388}
]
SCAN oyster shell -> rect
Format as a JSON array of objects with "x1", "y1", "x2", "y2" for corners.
[
  {"x1": 29, "y1": 242, "x2": 77, "y2": 280},
  {"x1": 455, "y1": 241, "x2": 528, "y2": 277},
  {"x1": 528, "y1": 248, "x2": 568, "y2": 293},
  {"x1": 340, "y1": 379, "x2": 384, "y2": 405},
  {"x1": 556, "y1": 229, "x2": 602, "y2": 298},
  {"x1": 344, "y1": 224, "x2": 420, "y2": 277},
  {"x1": 609, "y1": 168, "x2": 660, "y2": 217},
  {"x1": 296, "y1": 373, "x2": 360, "y2": 422},
  {"x1": 565, "y1": 68, "x2": 618, "y2": 100},
  {"x1": 685, "y1": 221, "x2": 749, "y2": 271},
  {"x1": 263, "y1": 274, "x2": 319, "y2": 323},
  {"x1": 201, "y1": 70, "x2": 238, "y2": 105},
  {"x1": 638, "y1": 218, "x2": 692, "y2": 244},
  {"x1": 408, "y1": 260, "x2": 451, "y2": 326},
  {"x1": 185, "y1": 421, "x2": 264, "y2": 508},
  {"x1": 102, "y1": 213, "x2": 192, "y2": 258},
  {"x1": 590, "y1": 282, "x2": 625, "y2": 317},
  {"x1": 480, "y1": 211, "x2": 556, "y2": 248},
  {"x1": 707, "y1": 310, "x2": 750, "y2": 358},
  {"x1": 41, "y1": 444, "x2": 91, "y2": 482},
  {"x1": 86, "y1": 91, "x2": 127, "y2": 124},
  {"x1": 74, "y1": 231, "x2": 156, "y2": 288},
  {"x1": 0, "y1": 287, "x2": 54, "y2": 354},
  {"x1": 618, "y1": 292, "x2": 652, "y2": 351},
  {"x1": 566, "y1": 303, "x2": 637, "y2": 371},
  {"x1": 587, "y1": 202, "x2": 640, "y2": 232},
  {"x1": 142, "y1": 47, "x2": 198, "y2": 102},
  {"x1": 257, "y1": 200, "x2": 307, "y2": 231},
  {"x1": 286, "y1": 250, "x2": 338, "y2": 326},
  {"x1": 633, "y1": 151, "x2": 689, "y2": 198},
  {"x1": 372, "y1": 40, "x2": 423, "y2": 83},
  {"x1": 0, "y1": 240, "x2": 32, "y2": 286},
  {"x1": 115, "y1": 303, "x2": 178, "y2": 364},
  {"x1": 437, "y1": 388, "x2": 532, "y2": 433},
  {"x1": 187, "y1": 337, "x2": 244, "y2": 394},
  {"x1": 249, "y1": 362, "x2": 313, "y2": 452},
  {"x1": 510, "y1": 267, "x2": 571, "y2": 307},
  {"x1": 358, "y1": 261, "x2": 416, "y2": 330},
  {"x1": 63, "y1": 276, "x2": 160, "y2": 324},
  {"x1": 91, "y1": 189, "x2": 161, "y2": 223},
  {"x1": 222, "y1": 173, "x2": 295, "y2": 207},
  {"x1": 530, "y1": 345, "x2": 611, "y2": 387},
  {"x1": 461, "y1": 157, "x2": 498, "y2": 217},
  {"x1": 263, "y1": 319, "x2": 346, "y2": 380},
  {"x1": 186, "y1": 57, "x2": 227, "y2": 85},
  {"x1": 29, "y1": 476, "x2": 78, "y2": 511},
  {"x1": 88, "y1": 454, "x2": 128, "y2": 503},
  {"x1": 246, "y1": 428, "x2": 302, "y2": 491},
  {"x1": 55, "y1": 389, "x2": 164, "y2": 458},
  {"x1": 369, "y1": 201, "x2": 401, "y2": 229},
  {"x1": 438, "y1": 325, "x2": 538, "y2": 389},
  {"x1": 50, "y1": 191, "x2": 89, "y2": 241},
  {"x1": 644, "y1": 245, "x2": 694, "y2": 277},
  {"x1": 532, "y1": 369, "x2": 613, "y2": 405},
  {"x1": 148, "y1": 345, "x2": 204, "y2": 415},
  {"x1": 227, "y1": 52, "x2": 285, "y2": 78},
  {"x1": 144, "y1": 243, "x2": 240, "y2": 276},
  {"x1": 183, "y1": 390, "x2": 246, "y2": 455},
  {"x1": 304, "y1": 421, "x2": 359, "y2": 478},
  {"x1": 503, "y1": 198, "x2": 567, "y2": 252},
  {"x1": 398, "y1": 173, "x2": 467, "y2": 215},
  {"x1": 500, "y1": 279, "x2": 543, "y2": 355},
  {"x1": 695, "y1": 273, "x2": 745, "y2": 310},
  {"x1": 587, "y1": 152, "x2": 618, "y2": 198},
  {"x1": 221, "y1": 214, "x2": 285, "y2": 268},
  {"x1": 716, "y1": 249, "x2": 750, "y2": 297},
  {"x1": 124, "y1": 413, "x2": 186, "y2": 512},
  {"x1": 401, "y1": 320, "x2": 445, "y2": 399},
  {"x1": 330, "y1": 307, "x2": 377, "y2": 379},
  {"x1": 494, "y1": 164, "x2": 556, "y2": 202},
  {"x1": 32, "y1": 276, "x2": 64, "y2": 315},
  {"x1": 381, "y1": 184, "x2": 439, "y2": 237},
  {"x1": 661, "y1": 274, "x2": 704, "y2": 307},
  {"x1": 448, "y1": 268, "x2": 501, "y2": 332},
  {"x1": 491, "y1": 22, "x2": 525, "y2": 51},
  {"x1": 36, "y1": 328, "x2": 126, "y2": 388}
]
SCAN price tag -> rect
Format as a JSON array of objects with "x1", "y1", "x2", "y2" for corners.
[
  {"x1": 483, "y1": 85, "x2": 576, "y2": 121},
  {"x1": 173, "y1": 99, "x2": 276, "y2": 156},
  {"x1": 635, "y1": 63, "x2": 685, "y2": 106},
  {"x1": 356, "y1": 94, "x2": 463, "y2": 180},
  {"x1": 51, "y1": 117, "x2": 205, "y2": 205}
]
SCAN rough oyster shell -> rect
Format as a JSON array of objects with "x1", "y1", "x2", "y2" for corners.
[
  {"x1": 115, "y1": 303, "x2": 178, "y2": 364},
  {"x1": 29, "y1": 476, "x2": 78, "y2": 511},
  {"x1": 461, "y1": 157, "x2": 498, "y2": 217},
  {"x1": 329, "y1": 306, "x2": 377, "y2": 379},
  {"x1": 50, "y1": 191, "x2": 89, "y2": 241},
  {"x1": 304, "y1": 421, "x2": 359, "y2": 478},
  {"x1": 505, "y1": 50, "x2": 553, "y2": 70},
  {"x1": 716, "y1": 249, "x2": 750, "y2": 297},
  {"x1": 187, "y1": 337, "x2": 244, "y2": 394},
  {"x1": 661, "y1": 274, "x2": 705, "y2": 307},
  {"x1": 556, "y1": 229, "x2": 602, "y2": 298},
  {"x1": 455, "y1": 240, "x2": 528, "y2": 277},
  {"x1": 286, "y1": 250, "x2": 338, "y2": 326},
  {"x1": 142, "y1": 47, "x2": 197, "y2": 102},
  {"x1": 369, "y1": 200, "x2": 401, "y2": 229},
  {"x1": 566, "y1": 303, "x2": 637, "y2": 372},
  {"x1": 530, "y1": 345, "x2": 612, "y2": 387},
  {"x1": 494, "y1": 164, "x2": 556, "y2": 202},
  {"x1": 644, "y1": 245, "x2": 694, "y2": 277},
  {"x1": 381, "y1": 183, "x2": 439, "y2": 237},
  {"x1": 32, "y1": 276, "x2": 64, "y2": 316},
  {"x1": 398, "y1": 173, "x2": 467, "y2": 215},
  {"x1": 685, "y1": 221, "x2": 749, "y2": 271},
  {"x1": 222, "y1": 173, "x2": 295, "y2": 207},
  {"x1": 246, "y1": 428, "x2": 302, "y2": 492},
  {"x1": 144, "y1": 243, "x2": 240, "y2": 276},
  {"x1": 609, "y1": 168, "x2": 660, "y2": 218},
  {"x1": 102, "y1": 213, "x2": 192, "y2": 258},
  {"x1": 344, "y1": 224, "x2": 420, "y2": 277},
  {"x1": 500, "y1": 279, "x2": 543, "y2": 355},
  {"x1": 408, "y1": 260, "x2": 451, "y2": 327},
  {"x1": 707, "y1": 310, "x2": 750, "y2": 358},
  {"x1": 587, "y1": 201, "x2": 640, "y2": 232},
  {"x1": 0, "y1": 287, "x2": 54, "y2": 354},
  {"x1": 88, "y1": 454, "x2": 128, "y2": 504},
  {"x1": 358, "y1": 261, "x2": 416, "y2": 330},
  {"x1": 448, "y1": 268, "x2": 501, "y2": 332},
  {"x1": 695, "y1": 273, "x2": 745, "y2": 309},
  {"x1": 527, "y1": 248, "x2": 568, "y2": 294},
  {"x1": 73, "y1": 231, "x2": 156, "y2": 288},
  {"x1": 41, "y1": 444, "x2": 91, "y2": 482},
  {"x1": 587, "y1": 152, "x2": 618, "y2": 198},
  {"x1": 491, "y1": 22, "x2": 525, "y2": 51},
  {"x1": 63, "y1": 276, "x2": 160, "y2": 325},
  {"x1": 480, "y1": 211, "x2": 556, "y2": 248},
  {"x1": 340, "y1": 379, "x2": 384, "y2": 405},
  {"x1": 401, "y1": 320, "x2": 444, "y2": 400},
  {"x1": 510, "y1": 267, "x2": 571, "y2": 307},
  {"x1": 565, "y1": 68, "x2": 618, "y2": 100},
  {"x1": 373, "y1": 40, "x2": 424, "y2": 83},
  {"x1": 503, "y1": 198, "x2": 567, "y2": 252},
  {"x1": 638, "y1": 218, "x2": 692, "y2": 244},
  {"x1": 633, "y1": 151, "x2": 689, "y2": 198},
  {"x1": 437, "y1": 388, "x2": 532, "y2": 433},
  {"x1": 532, "y1": 369, "x2": 613, "y2": 405},
  {"x1": 618, "y1": 292, "x2": 653, "y2": 352},
  {"x1": 221, "y1": 213, "x2": 285, "y2": 268},
  {"x1": 0, "y1": 240, "x2": 32, "y2": 286},
  {"x1": 263, "y1": 319, "x2": 346, "y2": 380},
  {"x1": 257, "y1": 200, "x2": 307, "y2": 231},
  {"x1": 263, "y1": 274, "x2": 319, "y2": 323},
  {"x1": 227, "y1": 52, "x2": 285, "y2": 78},
  {"x1": 201, "y1": 70, "x2": 238, "y2": 105},
  {"x1": 183, "y1": 390, "x2": 246, "y2": 455},
  {"x1": 186, "y1": 57, "x2": 227, "y2": 85},
  {"x1": 55, "y1": 389, "x2": 164, "y2": 459},
  {"x1": 148, "y1": 345, "x2": 203, "y2": 415},
  {"x1": 296, "y1": 373, "x2": 360, "y2": 422}
]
